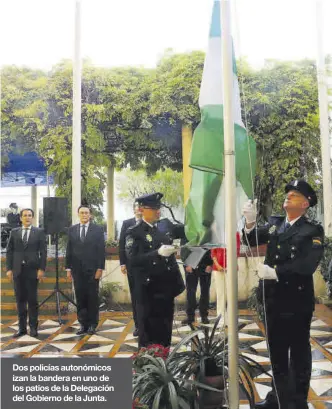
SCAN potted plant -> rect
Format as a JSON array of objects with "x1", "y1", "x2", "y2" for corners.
[
  {"x1": 132, "y1": 344, "x2": 170, "y2": 370},
  {"x1": 167, "y1": 316, "x2": 271, "y2": 409},
  {"x1": 99, "y1": 282, "x2": 123, "y2": 310},
  {"x1": 247, "y1": 286, "x2": 265, "y2": 321},
  {"x1": 132, "y1": 398, "x2": 149, "y2": 409},
  {"x1": 105, "y1": 238, "x2": 119, "y2": 257},
  {"x1": 133, "y1": 344, "x2": 222, "y2": 409}
]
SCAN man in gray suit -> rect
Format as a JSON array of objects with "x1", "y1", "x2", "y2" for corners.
[{"x1": 6, "y1": 208, "x2": 47, "y2": 338}]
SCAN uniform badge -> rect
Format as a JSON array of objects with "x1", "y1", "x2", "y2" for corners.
[
  {"x1": 125, "y1": 237, "x2": 134, "y2": 248},
  {"x1": 146, "y1": 234, "x2": 153, "y2": 242},
  {"x1": 269, "y1": 225, "x2": 276, "y2": 234},
  {"x1": 312, "y1": 237, "x2": 322, "y2": 246}
]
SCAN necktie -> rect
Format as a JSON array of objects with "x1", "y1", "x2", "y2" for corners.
[
  {"x1": 23, "y1": 228, "x2": 28, "y2": 248},
  {"x1": 81, "y1": 225, "x2": 86, "y2": 242},
  {"x1": 285, "y1": 222, "x2": 291, "y2": 232}
]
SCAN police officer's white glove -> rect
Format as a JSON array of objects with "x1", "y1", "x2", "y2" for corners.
[
  {"x1": 242, "y1": 199, "x2": 257, "y2": 224},
  {"x1": 257, "y1": 263, "x2": 278, "y2": 281},
  {"x1": 158, "y1": 245, "x2": 178, "y2": 257}
]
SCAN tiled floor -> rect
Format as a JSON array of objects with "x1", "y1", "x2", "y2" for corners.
[{"x1": 2, "y1": 304, "x2": 332, "y2": 408}]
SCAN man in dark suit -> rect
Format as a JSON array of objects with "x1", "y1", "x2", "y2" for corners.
[
  {"x1": 65, "y1": 205, "x2": 105, "y2": 335},
  {"x1": 119, "y1": 201, "x2": 141, "y2": 337},
  {"x1": 125, "y1": 193, "x2": 185, "y2": 348},
  {"x1": 242, "y1": 180, "x2": 324, "y2": 409},
  {"x1": 181, "y1": 248, "x2": 213, "y2": 325},
  {"x1": 6, "y1": 208, "x2": 47, "y2": 338}
]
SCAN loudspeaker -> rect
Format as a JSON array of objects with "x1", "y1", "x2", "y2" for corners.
[{"x1": 43, "y1": 197, "x2": 69, "y2": 234}]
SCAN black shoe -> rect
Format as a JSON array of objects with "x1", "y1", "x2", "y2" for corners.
[
  {"x1": 87, "y1": 326, "x2": 97, "y2": 335},
  {"x1": 201, "y1": 317, "x2": 209, "y2": 324},
  {"x1": 181, "y1": 318, "x2": 194, "y2": 325},
  {"x1": 255, "y1": 399, "x2": 279, "y2": 409},
  {"x1": 13, "y1": 329, "x2": 27, "y2": 338},
  {"x1": 30, "y1": 328, "x2": 38, "y2": 338},
  {"x1": 133, "y1": 328, "x2": 139, "y2": 337},
  {"x1": 76, "y1": 326, "x2": 87, "y2": 335}
]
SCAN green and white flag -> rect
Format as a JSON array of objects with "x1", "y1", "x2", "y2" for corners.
[{"x1": 185, "y1": 0, "x2": 256, "y2": 245}]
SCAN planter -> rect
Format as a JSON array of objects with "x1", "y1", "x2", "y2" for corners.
[
  {"x1": 105, "y1": 246, "x2": 119, "y2": 258},
  {"x1": 198, "y1": 375, "x2": 226, "y2": 409}
]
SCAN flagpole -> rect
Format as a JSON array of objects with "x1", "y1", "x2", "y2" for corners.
[
  {"x1": 72, "y1": 0, "x2": 82, "y2": 224},
  {"x1": 316, "y1": 0, "x2": 332, "y2": 236},
  {"x1": 221, "y1": 1, "x2": 239, "y2": 408}
]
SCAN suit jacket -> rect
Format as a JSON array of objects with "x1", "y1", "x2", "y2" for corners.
[
  {"x1": 125, "y1": 221, "x2": 185, "y2": 303},
  {"x1": 243, "y1": 215, "x2": 324, "y2": 313},
  {"x1": 7, "y1": 213, "x2": 21, "y2": 228},
  {"x1": 119, "y1": 218, "x2": 136, "y2": 266},
  {"x1": 6, "y1": 227, "x2": 47, "y2": 277},
  {"x1": 65, "y1": 223, "x2": 105, "y2": 275}
]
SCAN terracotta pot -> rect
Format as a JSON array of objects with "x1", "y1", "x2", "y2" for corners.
[{"x1": 198, "y1": 375, "x2": 226, "y2": 409}]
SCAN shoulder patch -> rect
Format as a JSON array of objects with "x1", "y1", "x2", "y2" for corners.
[
  {"x1": 312, "y1": 236, "x2": 323, "y2": 248},
  {"x1": 125, "y1": 236, "x2": 134, "y2": 248}
]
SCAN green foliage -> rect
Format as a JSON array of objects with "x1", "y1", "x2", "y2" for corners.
[
  {"x1": 320, "y1": 236, "x2": 332, "y2": 288},
  {"x1": 167, "y1": 316, "x2": 270, "y2": 408},
  {"x1": 2, "y1": 53, "x2": 331, "y2": 218},
  {"x1": 117, "y1": 167, "x2": 184, "y2": 208},
  {"x1": 247, "y1": 286, "x2": 265, "y2": 321},
  {"x1": 150, "y1": 49, "x2": 204, "y2": 125},
  {"x1": 239, "y1": 59, "x2": 323, "y2": 218},
  {"x1": 99, "y1": 282, "x2": 123, "y2": 309}
]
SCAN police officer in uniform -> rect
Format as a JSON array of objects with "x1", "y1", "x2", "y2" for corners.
[
  {"x1": 242, "y1": 180, "x2": 324, "y2": 409},
  {"x1": 125, "y1": 193, "x2": 185, "y2": 348},
  {"x1": 7, "y1": 203, "x2": 21, "y2": 228}
]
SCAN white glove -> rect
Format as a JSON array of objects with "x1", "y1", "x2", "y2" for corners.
[
  {"x1": 242, "y1": 199, "x2": 257, "y2": 224},
  {"x1": 258, "y1": 263, "x2": 278, "y2": 281},
  {"x1": 158, "y1": 245, "x2": 178, "y2": 257}
]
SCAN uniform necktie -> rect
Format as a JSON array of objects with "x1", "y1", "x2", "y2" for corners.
[
  {"x1": 81, "y1": 224, "x2": 86, "y2": 242},
  {"x1": 23, "y1": 228, "x2": 28, "y2": 248},
  {"x1": 285, "y1": 222, "x2": 291, "y2": 231}
]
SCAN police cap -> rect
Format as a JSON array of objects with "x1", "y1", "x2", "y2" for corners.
[
  {"x1": 285, "y1": 180, "x2": 317, "y2": 207},
  {"x1": 136, "y1": 193, "x2": 164, "y2": 209}
]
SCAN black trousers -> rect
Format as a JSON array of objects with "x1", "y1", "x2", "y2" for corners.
[
  {"x1": 185, "y1": 269, "x2": 211, "y2": 320},
  {"x1": 13, "y1": 267, "x2": 38, "y2": 329},
  {"x1": 127, "y1": 271, "x2": 138, "y2": 328},
  {"x1": 265, "y1": 311, "x2": 313, "y2": 409},
  {"x1": 73, "y1": 273, "x2": 100, "y2": 328},
  {"x1": 137, "y1": 295, "x2": 174, "y2": 348}
]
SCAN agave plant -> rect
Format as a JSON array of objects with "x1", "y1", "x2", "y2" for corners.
[
  {"x1": 167, "y1": 315, "x2": 271, "y2": 409},
  {"x1": 133, "y1": 354, "x2": 223, "y2": 409}
]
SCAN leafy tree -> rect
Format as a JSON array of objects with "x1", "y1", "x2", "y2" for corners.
[
  {"x1": 2, "y1": 53, "x2": 331, "y2": 220},
  {"x1": 149, "y1": 49, "x2": 204, "y2": 125},
  {"x1": 1, "y1": 66, "x2": 48, "y2": 166},
  {"x1": 117, "y1": 167, "x2": 183, "y2": 209},
  {"x1": 239, "y1": 59, "x2": 323, "y2": 218}
]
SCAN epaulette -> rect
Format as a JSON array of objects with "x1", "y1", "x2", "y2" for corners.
[
  {"x1": 127, "y1": 221, "x2": 142, "y2": 231},
  {"x1": 306, "y1": 218, "x2": 321, "y2": 226},
  {"x1": 268, "y1": 215, "x2": 284, "y2": 224}
]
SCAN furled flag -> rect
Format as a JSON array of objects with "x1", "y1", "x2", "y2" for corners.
[{"x1": 185, "y1": 0, "x2": 256, "y2": 245}]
